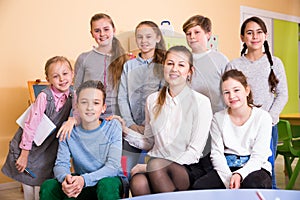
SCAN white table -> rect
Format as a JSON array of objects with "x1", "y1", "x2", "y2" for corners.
[{"x1": 126, "y1": 189, "x2": 300, "y2": 200}]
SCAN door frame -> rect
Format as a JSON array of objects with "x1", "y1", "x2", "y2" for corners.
[{"x1": 240, "y1": 6, "x2": 300, "y2": 24}]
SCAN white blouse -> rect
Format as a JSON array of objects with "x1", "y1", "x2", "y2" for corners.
[{"x1": 125, "y1": 85, "x2": 213, "y2": 165}]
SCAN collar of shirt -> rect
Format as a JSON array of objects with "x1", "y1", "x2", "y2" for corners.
[
  {"x1": 165, "y1": 85, "x2": 190, "y2": 106},
  {"x1": 92, "y1": 46, "x2": 112, "y2": 57},
  {"x1": 137, "y1": 53, "x2": 153, "y2": 65},
  {"x1": 193, "y1": 49, "x2": 211, "y2": 60},
  {"x1": 241, "y1": 53, "x2": 267, "y2": 64},
  {"x1": 50, "y1": 85, "x2": 70, "y2": 111},
  {"x1": 50, "y1": 85, "x2": 70, "y2": 99}
]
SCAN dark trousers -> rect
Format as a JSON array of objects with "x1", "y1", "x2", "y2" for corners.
[{"x1": 192, "y1": 168, "x2": 272, "y2": 189}]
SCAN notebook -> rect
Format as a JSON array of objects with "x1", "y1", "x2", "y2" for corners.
[{"x1": 16, "y1": 105, "x2": 56, "y2": 146}]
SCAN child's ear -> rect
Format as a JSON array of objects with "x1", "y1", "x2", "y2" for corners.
[
  {"x1": 156, "y1": 35, "x2": 161, "y2": 43},
  {"x1": 71, "y1": 71, "x2": 74, "y2": 80},
  {"x1": 240, "y1": 35, "x2": 245, "y2": 42},
  {"x1": 191, "y1": 66, "x2": 195, "y2": 74},
  {"x1": 206, "y1": 31, "x2": 212, "y2": 41},
  {"x1": 101, "y1": 103, "x2": 107, "y2": 114},
  {"x1": 246, "y1": 85, "x2": 251, "y2": 96}
]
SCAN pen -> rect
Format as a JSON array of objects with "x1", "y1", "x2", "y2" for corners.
[
  {"x1": 256, "y1": 191, "x2": 265, "y2": 200},
  {"x1": 24, "y1": 168, "x2": 36, "y2": 178},
  {"x1": 14, "y1": 158, "x2": 36, "y2": 178}
]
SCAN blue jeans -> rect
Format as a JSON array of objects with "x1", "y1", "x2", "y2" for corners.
[{"x1": 268, "y1": 125, "x2": 278, "y2": 189}]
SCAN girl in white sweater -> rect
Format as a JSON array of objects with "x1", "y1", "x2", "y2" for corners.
[
  {"x1": 226, "y1": 16, "x2": 288, "y2": 188},
  {"x1": 193, "y1": 69, "x2": 272, "y2": 189}
]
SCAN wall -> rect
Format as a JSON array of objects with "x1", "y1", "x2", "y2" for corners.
[
  {"x1": 1, "y1": 0, "x2": 300, "y2": 183},
  {"x1": 274, "y1": 20, "x2": 299, "y2": 113}
]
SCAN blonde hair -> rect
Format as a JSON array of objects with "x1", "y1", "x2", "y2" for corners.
[{"x1": 45, "y1": 56, "x2": 72, "y2": 77}]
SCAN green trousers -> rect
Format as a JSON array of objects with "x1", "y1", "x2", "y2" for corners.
[{"x1": 40, "y1": 176, "x2": 122, "y2": 200}]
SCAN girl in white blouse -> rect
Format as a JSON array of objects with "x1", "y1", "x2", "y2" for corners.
[
  {"x1": 115, "y1": 46, "x2": 213, "y2": 196},
  {"x1": 193, "y1": 69, "x2": 272, "y2": 189}
]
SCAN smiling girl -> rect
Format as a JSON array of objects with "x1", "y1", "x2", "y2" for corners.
[
  {"x1": 2, "y1": 56, "x2": 74, "y2": 200},
  {"x1": 226, "y1": 16, "x2": 288, "y2": 188},
  {"x1": 118, "y1": 21, "x2": 166, "y2": 178},
  {"x1": 74, "y1": 13, "x2": 127, "y2": 117},
  {"x1": 116, "y1": 46, "x2": 213, "y2": 196},
  {"x1": 193, "y1": 69, "x2": 272, "y2": 189},
  {"x1": 58, "y1": 13, "x2": 128, "y2": 138}
]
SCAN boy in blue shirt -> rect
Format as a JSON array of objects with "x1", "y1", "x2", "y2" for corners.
[{"x1": 40, "y1": 80, "x2": 127, "y2": 200}]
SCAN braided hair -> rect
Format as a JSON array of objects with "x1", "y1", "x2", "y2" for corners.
[{"x1": 240, "y1": 16, "x2": 279, "y2": 93}]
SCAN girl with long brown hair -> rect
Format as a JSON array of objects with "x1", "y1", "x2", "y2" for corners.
[{"x1": 226, "y1": 16, "x2": 288, "y2": 189}]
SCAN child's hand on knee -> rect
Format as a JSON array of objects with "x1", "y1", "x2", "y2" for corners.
[
  {"x1": 131, "y1": 164, "x2": 147, "y2": 176},
  {"x1": 229, "y1": 173, "x2": 242, "y2": 189},
  {"x1": 62, "y1": 174, "x2": 84, "y2": 198}
]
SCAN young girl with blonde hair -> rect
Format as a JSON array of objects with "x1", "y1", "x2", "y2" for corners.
[
  {"x1": 2, "y1": 56, "x2": 74, "y2": 200},
  {"x1": 118, "y1": 20, "x2": 166, "y2": 178}
]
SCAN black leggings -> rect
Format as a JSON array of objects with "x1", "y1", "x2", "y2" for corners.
[
  {"x1": 130, "y1": 154, "x2": 213, "y2": 196},
  {"x1": 192, "y1": 168, "x2": 272, "y2": 189}
]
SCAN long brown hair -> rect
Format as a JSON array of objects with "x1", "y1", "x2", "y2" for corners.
[
  {"x1": 222, "y1": 69, "x2": 261, "y2": 108},
  {"x1": 135, "y1": 21, "x2": 166, "y2": 79},
  {"x1": 154, "y1": 46, "x2": 193, "y2": 119},
  {"x1": 90, "y1": 13, "x2": 128, "y2": 89},
  {"x1": 240, "y1": 16, "x2": 279, "y2": 93}
]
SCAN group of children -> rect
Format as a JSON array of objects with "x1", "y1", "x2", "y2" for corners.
[{"x1": 1, "y1": 12, "x2": 288, "y2": 200}]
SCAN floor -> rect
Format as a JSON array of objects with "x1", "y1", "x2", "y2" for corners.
[{"x1": 0, "y1": 156, "x2": 299, "y2": 200}]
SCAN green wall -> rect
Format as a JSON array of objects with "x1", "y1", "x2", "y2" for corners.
[{"x1": 274, "y1": 19, "x2": 299, "y2": 113}]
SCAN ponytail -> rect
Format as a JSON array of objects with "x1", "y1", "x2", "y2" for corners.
[
  {"x1": 264, "y1": 41, "x2": 279, "y2": 93},
  {"x1": 109, "y1": 37, "x2": 128, "y2": 89},
  {"x1": 153, "y1": 85, "x2": 167, "y2": 119},
  {"x1": 247, "y1": 90, "x2": 261, "y2": 108},
  {"x1": 241, "y1": 43, "x2": 247, "y2": 56},
  {"x1": 152, "y1": 47, "x2": 166, "y2": 80}
]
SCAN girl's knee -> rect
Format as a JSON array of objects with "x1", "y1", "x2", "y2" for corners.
[
  {"x1": 242, "y1": 170, "x2": 272, "y2": 189},
  {"x1": 130, "y1": 174, "x2": 151, "y2": 196},
  {"x1": 131, "y1": 174, "x2": 148, "y2": 189}
]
